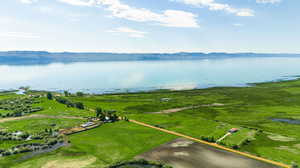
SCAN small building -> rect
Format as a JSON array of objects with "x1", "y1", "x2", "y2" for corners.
[
  {"x1": 229, "y1": 128, "x2": 239, "y2": 133},
  {"x1": 104, "y1": 116, "x2": 112, "y2": 123},
  {"x1": 12, "y1": 131, "x2": 23, "y2": 136},
  {"x1": 161, "y1": 98, "x2": 171, "y2": 102},
  {"x1": 81, "y1": 122, "x2": 95, "y2": 128}
]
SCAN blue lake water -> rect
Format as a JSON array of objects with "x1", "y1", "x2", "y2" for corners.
[{"x1": 1, "y1": 57, "x2": 300, "y2": 94}]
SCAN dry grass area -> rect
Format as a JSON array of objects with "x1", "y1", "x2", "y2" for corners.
[
  {"x1": 276, "y1": 146, "x2": 299, "y2": 154},
  {"x1": 0, "y1": 114, "x2": 84, "y2": 123},
  {"x1": 42, "y1": 156, "x2": 96, "y2": 168},
  {"x1": 267, "y1": 134, "x2": 296, "y2": 142},
  {"x1": 151, "y1": 103, "x2": 225, "y2": 114}
]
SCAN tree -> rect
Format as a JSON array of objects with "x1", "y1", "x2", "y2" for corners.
[
  {"x1": 74, "y1": 102, "x2": 84, "y2": 109},
  {"x1": 95, "y1": 107, "x2": 102, "y2": 118},
  {"x1": 47, "y1": 92, "x2": 53, "y2": 100},
  {"x1": 64, "y1": 91, "x2": 70, "y2": 97},
  {"x1": 292, "y1": 162, "x2": 299, "y2": 168},
  {"x1": 76, "y1": 92, "x2": 84, "y2": 97}
]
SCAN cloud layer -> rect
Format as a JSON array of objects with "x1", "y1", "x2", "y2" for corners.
[
  {"x1": 172, "y1": 0, "x2": 254, "y2": 16},
  {"x1": 58, "y1": 0, "x2": 200, "y2": 28},
  {"x1": 19, "y1": 0, "x2": 38, "y2": 4},
  {"x1": 107, "y1": 27, "x2": 147, "y2": 38},
  {"x1": 0, "y1": 32, "x2": 40, "y2": 39},
  {"x1": 256, "y1": 0, "x2": 281, "y2": 4}
]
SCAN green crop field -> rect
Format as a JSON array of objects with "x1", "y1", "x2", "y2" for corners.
[
  {"x1": 0, "y1": 79, "x2": 300, "y2": 167},
  {"x1": 33, "y1": 97, "x2": 93, "y2": 117},
  {"x1": 0, "y1": 121, "x2": 175, "y2": 168}
]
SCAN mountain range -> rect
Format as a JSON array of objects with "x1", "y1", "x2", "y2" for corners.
[{"x1": 0, "y1": 51, "x2": 299, "y2": 65}]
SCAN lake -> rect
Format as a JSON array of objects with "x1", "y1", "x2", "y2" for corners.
[{"x1": 1, "y1": 56, "x2": 300, "y2": 94}]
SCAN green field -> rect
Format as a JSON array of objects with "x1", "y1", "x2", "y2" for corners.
[
  {"x1": 0, "y1": 121, "x2": 175, "y2": 168},
  {"x1": 34, "y1": 97, "x2": 93, "y2": 117},
  {"x1": 0, "y1": 79, "x2": 300, "y2": 167}
]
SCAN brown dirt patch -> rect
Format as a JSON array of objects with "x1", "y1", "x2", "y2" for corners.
[
  {"x1": 42, "y1": 156, "x2": 96, "y2": 168},
  {"x1": 137, "y1": 138, "x2": 278, "y2": 168},
  {"x1": 151, "y1": 103, "x2": 225, "y2": 114}
]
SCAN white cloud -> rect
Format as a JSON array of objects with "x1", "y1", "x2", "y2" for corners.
[
  {"x1": 159, "y1": 10, "x2": 199, "y2": 27},
  {"x1": 108, "y1": 27, "x2": 147, "y2": 38},
  {"x1": 233, "y1": 23, "x2": 244, "y2": 27},
  {"x1": 57, "y1": 0, "x2": 95, "y2": 6},
  {"x1": 172, "y1": 0, "x2": 254, "y2": 16},
  {"x1": 161, "y1": 82, "x2": 198, "y2": 90},
  {"x1": 58, "y1": 0, "x2": 200, "y2": 28},
  {"x1": 256, "y1": 0, "x2": 281, "y2": 4},
  {"x1": 0, "y1": 32, "x2": 40, "y2": 39},
  {"x1": 19, "y1": 0, "x2": 38, "y2": 4}
]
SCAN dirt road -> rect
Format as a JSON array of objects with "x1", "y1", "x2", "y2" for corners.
[{"x1": 130, "y1": 119, "x2": 289, "y2": 168}]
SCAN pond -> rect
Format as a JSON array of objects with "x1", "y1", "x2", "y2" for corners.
[
  {"x1": 271, "y1": 118, "x2": 300, "y2": 125},
  {"x1": 19, "y1": 142, "x2": 67, "y2": 161}
]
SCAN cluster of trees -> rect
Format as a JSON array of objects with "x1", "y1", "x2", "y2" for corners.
[
  {"x1": 292, "y1": 162, "x2": 299, "y2": 168},
  {"x1": 0, "y1": 129, "x2": 64, "y2": 157},
  {"x1": 0, "y1": 98, "x2": 43, "y2": 118},
  {"x1": 47, "y1": 91, "x2": 84, "y2": 98},
  {"x1": 51, "y1": 95, "x2": 84, "y2": 110},
  {"x1": 95, "y1": 107, "x2": 119, "y2": 122},
  {"x1": 63, "y1": 91, "x2": 84, "y2": 97},
  {"x1": 0, "y1": 137, "x2": 64, "y2": 157},
  {"x1": 201, "y1": 136, "x2": 216, "y2": 143},
  {"x1": 108, "y1": 159, "x2": 172, "y2": 168},
  {"x1": 0, "y1": 131, "x2": 30, "y2": 141}
]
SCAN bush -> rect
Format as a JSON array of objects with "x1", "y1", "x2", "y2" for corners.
[
  {"x1": 76, "y1": 92, "x2": 84, "y2": 97},
  {"x1": 74, "y1": 102, "x2": 84, "y2": 109},
  {"x1": 291, "y1": 162, "x2": 299, "y2": 168},
  {"x1": 47, "y1": 92, "x2": 53, "y2": 100}
]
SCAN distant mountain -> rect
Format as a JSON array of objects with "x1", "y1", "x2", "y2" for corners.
[{"x1": 0, "y1": 51, "x2": 299, "y2": 65}]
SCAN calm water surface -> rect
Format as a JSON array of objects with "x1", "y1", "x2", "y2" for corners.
[{"x1": 1, "y1": 57, "x2": 300, "y2": 93}]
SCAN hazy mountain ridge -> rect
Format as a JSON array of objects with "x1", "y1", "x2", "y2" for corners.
[{"x1": 0, "y1": 51, "x2": 299, "y2": 65}]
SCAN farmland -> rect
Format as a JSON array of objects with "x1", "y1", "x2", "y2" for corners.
[{"x1": 0, "y1": 79, "x2": 300, "y2": 167}]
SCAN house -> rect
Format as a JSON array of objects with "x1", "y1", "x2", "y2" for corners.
[
  {"x1": 229, "y1": 128, "x2": 239, "y2": 133},
  {"x1": 161, "y1": 98, "x2": 171, "y2": 102},
  {"x1": 104, "y1": 116, "x2": 112, "y2": 123},
  {"x1": 12, "y1": 131, "x2": 23, "y2": 136},
  {"x1": 81, "y1": 122, "x2": 95, "y2": 128}
]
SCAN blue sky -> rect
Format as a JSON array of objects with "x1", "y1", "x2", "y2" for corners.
[{"x1": 0, "y1": 0, "x2": 299, "y2": 53}]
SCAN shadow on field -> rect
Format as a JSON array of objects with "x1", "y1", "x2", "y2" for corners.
[{"x1": 137, "y1": 138, "x2": 279, "y2": 168}]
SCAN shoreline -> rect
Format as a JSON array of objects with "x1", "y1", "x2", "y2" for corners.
[{"x1": 1, "y1": 76, "x2": 300, "y2": 96}]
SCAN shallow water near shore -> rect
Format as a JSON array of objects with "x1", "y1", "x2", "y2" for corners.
[{"x1": 1, "y1": 56, "x2": 300, "y2": 94}]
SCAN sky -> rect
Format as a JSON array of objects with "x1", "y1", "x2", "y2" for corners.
[{"x1": 0, "y1": 0, "x2": 299, "y2": 53}]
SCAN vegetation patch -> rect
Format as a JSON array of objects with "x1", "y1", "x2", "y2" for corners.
[
  {"x1": 108, "y1": 159, "x2": 172, "y2": 168},
  {"x1": 0, "y1": 97, "x2": 43, "y2": 118},
  {"x1": 267, "y1": 133, "x2": 296, "y2": 142}
]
